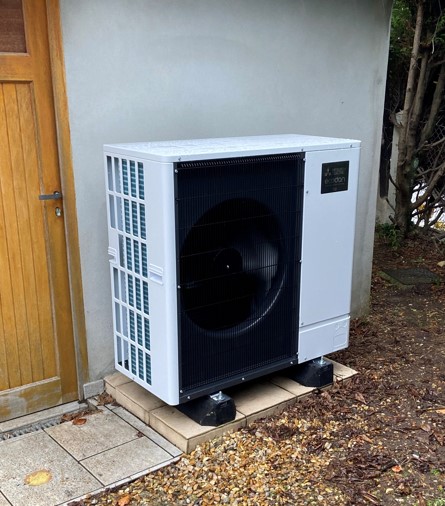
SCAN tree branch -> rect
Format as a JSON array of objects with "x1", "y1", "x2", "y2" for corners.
[
  {"x1": 389, "y1": 172, "x2": 402, "y2": 192},
  {"x1": 385, "y1": 197, "x2": 396, "y2": 213},
  {"x1": 411, "y1": 160, "x2": 445, "y2": 210},
  {"x1": 400, "y1": 1, "x2": 424, "y2": 131},
  {"x1": 410, "y1": 50, "x2": 429, "y2": 134},
  {"x1": 420, "y1": 62, "x2": 445, "y2": 145},
  {"x1": 421, "y1": 135, "x2": 445, "y2": 150}
]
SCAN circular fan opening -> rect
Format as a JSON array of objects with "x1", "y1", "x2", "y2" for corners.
[{"x1": 180, "y1": 198, "x2": 286, "y2": 333}]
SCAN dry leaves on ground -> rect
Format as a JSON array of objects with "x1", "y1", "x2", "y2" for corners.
[{"x1": 71, "y1": 234, "x2": 445, "y2": 506}]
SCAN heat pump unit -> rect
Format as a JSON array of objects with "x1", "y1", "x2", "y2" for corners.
[{"x1": 105, "y1": 135, "x2": 360, "y2": 405}]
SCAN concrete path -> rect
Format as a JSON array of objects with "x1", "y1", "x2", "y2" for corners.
[
  {"x1": 0, "y1": 401, "x2": 181, "y2": 506},
  {"x1": 0, "y1": 359, "x2": 357, "y2": 505}
]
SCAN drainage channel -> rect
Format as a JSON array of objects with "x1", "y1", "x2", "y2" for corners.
[
  {"x1": 0, "y1": 402, "x2": 90, "y2": 441},
  {"x1": 0, "y1": 417, "x2": 63, "y2": 440}
]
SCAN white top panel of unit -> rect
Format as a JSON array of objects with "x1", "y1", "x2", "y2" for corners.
[{"x1": 104, "y1": 134, "x2": 360, "y2": 162}]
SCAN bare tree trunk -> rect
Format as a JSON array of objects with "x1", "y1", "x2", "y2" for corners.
[{"x1": 394, "y1": 0, "x2": 424, "y2": 235}]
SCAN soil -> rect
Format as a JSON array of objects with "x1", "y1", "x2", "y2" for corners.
[{"x1": 73, "y1": 232, "x2": 445, "y2": 506}]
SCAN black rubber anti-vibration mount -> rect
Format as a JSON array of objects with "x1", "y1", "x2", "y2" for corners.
[
  {"x1": 177, "y1": 391, "x2": 236, "y2": 426},
  {"x1": 287, "y1": 357, "x2": 334, "y2": 388}
]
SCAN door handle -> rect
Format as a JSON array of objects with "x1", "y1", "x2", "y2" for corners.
[{"x1": 39, "y1": 191, "x2": 62, "y2": 201}]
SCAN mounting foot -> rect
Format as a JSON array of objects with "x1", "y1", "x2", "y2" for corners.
[
  {"x1": 288, "y1": 357, "x2": 334, "y2": 388},
  {"x1": 178, "y1": 391, "x2": 236, "y2": 426}
]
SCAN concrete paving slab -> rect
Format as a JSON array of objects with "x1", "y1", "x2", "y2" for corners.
[
  {"x1": 331, "y1": 360, "x2": 357, "y2": 381},
  {"x1": 104, "y1": 372, "x2": 132, "y2": 399},
  {"x1": 269, "y1": 376, "x2": 315, "y2": 397},
  {"x1": 81, "y1": 436, "x2": 173, "y2": 486},
  {"x1": 0, "y1": 431, "x2": 101, "y2": 506},
  {"x1": 231, "y1": 381, "x2": 295, "y2": 424},
  {"x1": 45, "y1": 407, "x2": 139, "y2": 460},
  {"x1": 112, "y1": 406, "x2": 182, "y2": 457},
  {"x1": 0, "y1": 492, "x2": 11, "y2": 506},
  {"x1": 114, "y1": 381, "x2": 165, "y2": 425},
  {"x1": 150, "y1": 406, "x2": 245, "y2": 453}
]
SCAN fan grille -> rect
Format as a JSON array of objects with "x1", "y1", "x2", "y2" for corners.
[{"x1": 175, "y1": 153, "x2": 304, "y2": 397}]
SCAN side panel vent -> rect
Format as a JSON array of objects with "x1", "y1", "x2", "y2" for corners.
[{"x1": 106, "y1": 155, "x2": 151, "y2": 386}]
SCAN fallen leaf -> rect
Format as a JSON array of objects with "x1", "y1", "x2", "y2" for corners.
[
  {"x1": 72, "y1": 417, "x2": 87, "y2": 426},
  {"x1": 355, "y1": 392, "x2": 367, "y2": 404},
  {"x1": 433, "y1": 431, "x2": 444, "y2": 445},
  {"x1": 435, "y1": 408, "x2": 445, "y2": 415},
  {"x1": 361, "y1": 491, "x2": 380, "y2": 504},
  {"x1": 117, "y1": 494, "x2": 131, "y2": 506},
  {"x1": 437, "y1": 260, "x2": 445, "y2": 268},
  {"x1": 391, "y1": 465, "x2": 403, "y2": 473},
  {"x1": 96, "y1": 392, "x2": 114, "y2": 406},
  {"x1": 24, "y1": 469, "x2": 52, "y2": 486},
  {"x1": 420, "y1": 422, "x2": 431, "y2": 433}
]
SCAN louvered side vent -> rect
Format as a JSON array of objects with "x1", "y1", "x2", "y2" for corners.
[{"x1": 106, "y1": 156, "x2": 151, "y2": 386}]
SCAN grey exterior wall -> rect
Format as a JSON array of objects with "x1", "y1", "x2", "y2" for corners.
[{"x1": 59, "y1": 0, "x2": 392, "y2": 383}]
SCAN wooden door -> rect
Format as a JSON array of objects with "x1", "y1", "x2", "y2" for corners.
[{"x1": 0, "y1": 0, "x2": 78, "y2": 421}]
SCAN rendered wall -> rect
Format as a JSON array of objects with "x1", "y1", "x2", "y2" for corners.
[{"x1": 59, "y1": 0, "x2": 392, "y2": 383}]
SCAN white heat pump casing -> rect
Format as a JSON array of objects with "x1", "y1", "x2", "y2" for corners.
[
  {"x1": 104, "y1": 135, "x2": 360, "y2": 405},
  {"x1": 298, "y1": 147, "x2": 360, "y2": 362}
]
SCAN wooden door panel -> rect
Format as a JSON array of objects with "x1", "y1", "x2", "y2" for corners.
[
  {"x1": 0, "y1": 378, "x2": 62, "y2": 422},
  {"x1": 0, "y1": 83, "x2": 23, "y2": 390},
  {"x1": 0, "y1": 82, "x2": 56, "y2": 388},
  {"x1": 0, "y1": 0, "x2": 78, "y2": 420}
]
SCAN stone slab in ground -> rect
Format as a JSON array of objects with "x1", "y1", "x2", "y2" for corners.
[{"x1": 381, "y1": 267, "x2": 441, "y2": 286}]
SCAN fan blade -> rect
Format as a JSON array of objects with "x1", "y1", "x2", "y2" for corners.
[{"x1": 232, "y1": 228, "x2": 279, "y2": 293}]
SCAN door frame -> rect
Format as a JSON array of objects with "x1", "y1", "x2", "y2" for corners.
[{"x1": 45, "y1": 0, "x2": 89, "y2": 398}]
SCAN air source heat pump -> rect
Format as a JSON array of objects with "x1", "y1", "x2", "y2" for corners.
[{"x1": 104, "y1": 135, "x2": 360, "y2": 406}]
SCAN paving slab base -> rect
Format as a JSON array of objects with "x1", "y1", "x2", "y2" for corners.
[{"x1": 106, "y1": 360, "x2": 357, "y2": 453}]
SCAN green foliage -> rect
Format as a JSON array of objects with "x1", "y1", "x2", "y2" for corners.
[
  {"x1": 426, "y1": 498, "x2": 445, "y2": 506},
  {"x1": 390, "y1": 0, "x2": 414, "y2": 60},
  {"x1": 384, "y1": 0, "x2": 445, "y2": 235},
  {"x1": 387, "y1": 0, "x2": 445, "y2": 110},
  {"x1": 376, "y1": 223, "x2": 402, "y2": 249},
  {"x1": 386, "y1": 0, "x2": 415, "y2": 111}
]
